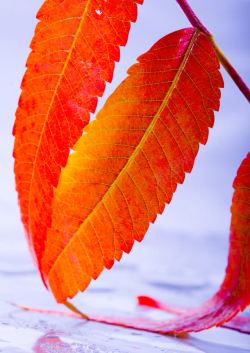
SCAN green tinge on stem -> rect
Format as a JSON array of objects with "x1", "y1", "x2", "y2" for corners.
[
  {"x1": 212, "y1": 38, "x2": 250, "y2": 102},
  {"x1": 64, "y1": 300, "x2": 89, "y2": 320}
]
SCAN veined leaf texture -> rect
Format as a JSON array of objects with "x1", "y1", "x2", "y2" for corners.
[
  {"x1": 13, "y1": 0, "x2": 143, "y2": 275},
  {"x1": 13, "y1": 0, "x2": 250, "y2": 335},
  {"x1": 42, "y1": 28, "x2": 223, "y2": 302}
]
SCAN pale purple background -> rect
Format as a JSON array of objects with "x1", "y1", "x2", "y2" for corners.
[
  {"x1": 0, "y1": 1, "x2": 249, "y2": 352},
  {"x1": 0, "y1": 0, "x2": 249, "y2": 242}
]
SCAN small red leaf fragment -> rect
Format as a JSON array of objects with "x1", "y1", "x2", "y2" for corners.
[{"x1": 137, "y1": 295, "x2": 186, "y2": 315}]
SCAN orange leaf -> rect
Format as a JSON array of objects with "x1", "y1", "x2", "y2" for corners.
[
  {"x1": 42, "y1": 28, "x2": 223, "y2": 302},
  {"x1": 13, "y1": 0, "x2": 143, "y2": 276}
]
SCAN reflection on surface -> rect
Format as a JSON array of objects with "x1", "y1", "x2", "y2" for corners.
[{"x1": 33, "y1": 332, "x2": 72, "y2": 353}]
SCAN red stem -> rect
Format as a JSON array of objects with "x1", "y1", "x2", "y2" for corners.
[{"x1": 176, "y1": 0, "x2": 250, "y2": 103}]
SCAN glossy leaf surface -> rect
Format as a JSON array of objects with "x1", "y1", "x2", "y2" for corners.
[
  {"x1": 42, "y1": 28, "x2": 223, "y2": 302},
  {"x1": 13, "y1": 0, "x2": 143, "y2": 274}
]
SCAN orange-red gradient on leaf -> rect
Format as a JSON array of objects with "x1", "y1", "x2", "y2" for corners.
[
  {"x1": 42, "y1": 28, "x2": 223, "y2": 302},
  {"x1": 13, "y1": 0, "x2": 143, "y2": 277}
]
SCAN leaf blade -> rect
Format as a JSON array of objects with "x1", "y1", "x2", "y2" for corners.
[
  {"x1": 13, "y1": 0, "x2": 143, "y2": 275},
  {"x1": 42, "y1": 27, "x2": 223, "y2": 302}
]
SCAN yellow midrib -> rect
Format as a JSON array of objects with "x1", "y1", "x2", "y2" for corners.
[
  {"x1": 27, "y1": 0, "x2": 92, "y2": 237},
  {"x1": 48, "y1": 29, "x2": 200, "y2": 278}
]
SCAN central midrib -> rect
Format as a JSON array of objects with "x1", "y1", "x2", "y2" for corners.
[
  {"x1": 27, "y1": 0, "x2": 92, "y2": 240},
  {"x1": 48, "y1": 29, "x2": 200, "y2": 277}
]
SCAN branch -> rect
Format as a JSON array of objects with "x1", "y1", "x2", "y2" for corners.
[{"x1": 176, "y1": 0, "x2": 250, "y2": 102}]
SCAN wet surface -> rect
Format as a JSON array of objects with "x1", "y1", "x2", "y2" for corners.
[{"x1": 0, "y1": 230, "x2": 250, "y2": 353}]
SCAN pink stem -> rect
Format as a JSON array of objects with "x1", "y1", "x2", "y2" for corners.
[
  {"x1": 176, "y1": 0, "x2": 210, "y2": 35},
  {"x1": 176, "y1": 0, "x2": 250, "y2": 102}
]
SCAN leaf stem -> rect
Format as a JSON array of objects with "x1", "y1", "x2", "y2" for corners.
[
  {"x1": 211, "y1": 39, "x2": 250, "y2": 102},
  {"x1": 64, "y1": 300, "x2": 89, "y2": 320},
  {"x1": 176, "y1": 0, "x2": 210, "y2": 35},
  {"x1": 176, "y1": 0, "x2": 250, "y2": 102}
]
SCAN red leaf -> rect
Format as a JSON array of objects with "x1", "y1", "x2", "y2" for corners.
[
  {"x1": 90, "y1": 153, "x2": 250, "y2": 334},
  {"x1": 137, "y1": 296, "x2": 250, "y2": 334},
  {"x1": 13, "y1": 0, "x2": 143, "y2": 277},
  {"x1": 12, "y1": 300, "x2": 250, "y2": 334},
  {"x1": 41, "y1": 28, "x2": 223, "y2": 302}
]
